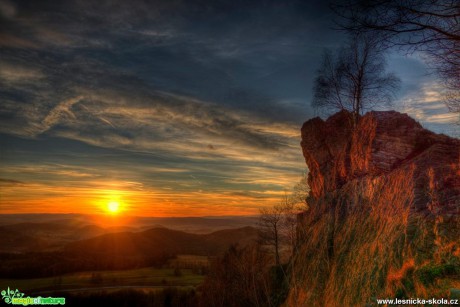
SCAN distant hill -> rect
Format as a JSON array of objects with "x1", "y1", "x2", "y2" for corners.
[
  {"x1": 0, "y1": 215, "x2": 258, "y2": 253},
  {"x1": 0, "y1": 226, "x2": 259, "y2": 278},
  {"x1": 0, "y1": 222, "x2": 137, "y2": 253},
  {"x1": 135, "y1": 216, "x2": 258, "y2": 233},
  {"x1": 64, "y1": 226, "x2": 258, "y2": 259}
]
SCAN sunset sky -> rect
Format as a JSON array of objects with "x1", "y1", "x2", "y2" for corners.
[{"x1": 0, "y1": 0, "x2": 457, "y2": 216}]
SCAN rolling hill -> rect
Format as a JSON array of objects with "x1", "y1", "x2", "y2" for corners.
[{"x1": 0, "y1": 226, "x2": 259, "y2": 278}]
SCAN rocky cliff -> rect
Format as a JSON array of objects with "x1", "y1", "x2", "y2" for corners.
[{"x1": 287, "y1": 111, "x2": 459, "y2": 306}]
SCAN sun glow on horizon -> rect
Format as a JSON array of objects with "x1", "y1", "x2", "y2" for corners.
[{"x1": 107, "y1": 201, "x2": 120, "y2": 214}]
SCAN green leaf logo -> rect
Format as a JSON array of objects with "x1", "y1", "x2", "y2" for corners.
[{"x1": 1, "y1": 287, "x2": 24, "y2": 304}]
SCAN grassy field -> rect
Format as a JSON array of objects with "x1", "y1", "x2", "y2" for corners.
[
  {"x1": 0, "y1": 266, "x2": 205, "y2": 295},
  {"x1": 169, "y1": 254, "x2": 209, "y2": 268}
]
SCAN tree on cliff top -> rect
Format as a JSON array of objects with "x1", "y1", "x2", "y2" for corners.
[
  {"x1": 331, "y1": 0, "x2": 459, "y2": 116},
  {"x1": 312, "y1": 34, "x2": 400, "y2": 124}
]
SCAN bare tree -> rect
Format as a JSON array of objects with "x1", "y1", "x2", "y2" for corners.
[
  {"x1": 289, "y1": 170, "x2": 310, "y2": 210},
  {"x1": 280, "y1": 195, "x2": 302, "y2": 255},
  {"x1": 258, "y1": 190, "x2": 305, "y2": 266},
  {"x1": 312, "y1": 34, "x2": 400, "y2": 124},
  {"x1": 200, "y1": 244, "x2": 273, "y2": 307},
  {"x1": 258, "y1": 204, "x2": 284, "y2": 266},
  {"x1": 332, "y1": 0, "x2": 460, "y2": 115}
]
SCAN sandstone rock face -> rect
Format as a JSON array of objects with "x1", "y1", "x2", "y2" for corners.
[
  {"x1": 301, "y1": 110, "x2": 459, "y2": 209},
  {"x1": 289, "y1": 111, "x2": 459, "y2": 306}
]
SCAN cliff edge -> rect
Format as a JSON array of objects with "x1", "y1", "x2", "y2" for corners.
[{"x1": 288, "y1": 111, "x2": 459, "y2": 306}]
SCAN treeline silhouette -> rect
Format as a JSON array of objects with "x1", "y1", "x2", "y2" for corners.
[{"x1": 200, "y1": 244, "x2": 290, "y2": 307}]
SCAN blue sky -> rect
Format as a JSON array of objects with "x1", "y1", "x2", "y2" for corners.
[{"x1": 0, "y1": 0, "x2": 457, "y2": 216}]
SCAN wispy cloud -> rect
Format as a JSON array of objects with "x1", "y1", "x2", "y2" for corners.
[
  {"x1": 40, "y1": 96, "x2": 84, "y2": 134},
  {"x1": 2, "y1": 86, "x2": 298, "y2": 159},
  {"x1": 398, "y1": 81, "x2": 457, "y2": 130},
  {"x1": 0, "y1": 178, "x2": 25, "y2": 186},
  {"x1": 0, "y1": 62, "x2": 44, "y2": 82},
  {"x1": 0, "y1": 84, "x2": 306, "y2": 215},
  {"x1": 0, "y1": 0, "x2": 16, "y2": 19}
]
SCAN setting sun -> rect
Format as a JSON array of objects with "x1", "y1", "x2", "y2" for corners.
[{"x1": 107, "y1": 201, "x2": 120, "y2": 214}]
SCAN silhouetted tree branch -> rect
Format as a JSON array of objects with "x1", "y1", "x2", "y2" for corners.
[
  {"x1": 258, "y1": 189, "x2": 305, "y2": 267},
  {"x1": 312, "y1": 34, "x2": 400, "y2": 124},
  {"x1": 258, "y1": 204, "x2": 283, "y2": 267},
  {"x1": 332, "y1": 0, "x2": 459, "y2": 117}
]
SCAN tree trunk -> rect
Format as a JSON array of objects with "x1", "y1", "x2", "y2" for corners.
[{"x1": 274, "y1": 224, "x2": 280, "y2": 266}]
